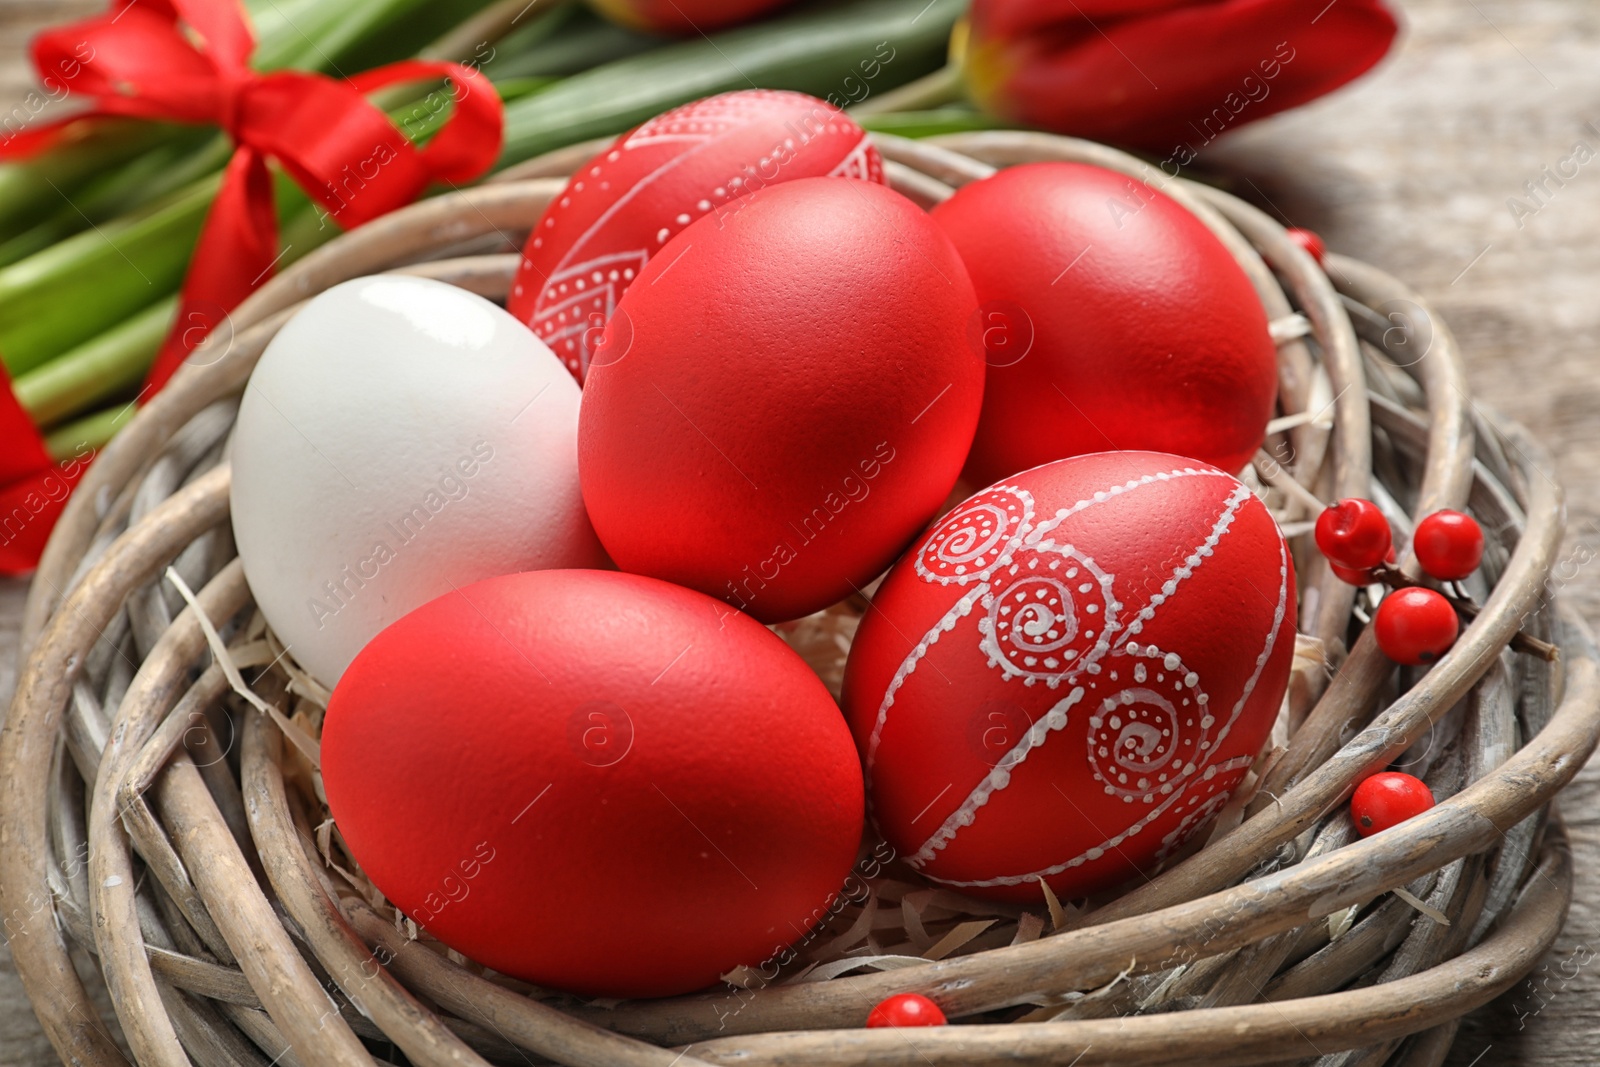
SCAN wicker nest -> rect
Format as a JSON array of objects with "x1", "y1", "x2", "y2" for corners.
[{"x1": 3, "y1": 131, "x2": 1597, "y2": 1067}]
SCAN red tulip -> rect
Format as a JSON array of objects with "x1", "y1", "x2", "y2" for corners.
[
  {"x1": 588, "y1": 0, "x2": 795, "y2": 34},
  {"x1": 963, "y1": 0, "x2": 1399, "y2": 155}
]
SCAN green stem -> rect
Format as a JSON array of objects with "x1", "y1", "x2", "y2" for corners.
[
  {"x1": 855, "y1": 107, "x2": 1008, "y2": 139},
  {"x1": 72, "y1": 131, "x2": 234, "y2": 220},
  {"x1": 0, "y1": 220, "x2": 72, "y2": 271},
  {"x1": 0, "y1": 121, "x2": 173, "y2": 244},
  {"x1": 849, "y1": 62, "x2": 966, "y2": 118},
  {"x1": 0, "y1": 128, "x2": 226, "y2": 271},
  {"x1": 423, "y1": 0, "x2": 573, "y2": 62},
  {"x1": 45, "y1": 406, "x2": 126, "y2": 463},
  {"x1": 273, "y1": 200, "x2": 341, "y2": 268},
  {"x1": 480, "y1": 4, "x2": 659, "y2": 80},
  {"x1": 309, "y1": 0, "x2": 503, "y2": 74},
  {"x1": 498, "y1": 0, "x2": 966, "y2": 166},
  {"x1": 0, "y1": 0, "x2": 616, "y2": 463},
  {"x1": 0, "y1": 0, "x2": 490, "y2": 266},
  {"x1": 0, "y1": 174, "x2": 215, "y2": 377},
  {"x1": 0, "y1": 0, "x2": 357, "y2": 249},
  {"x1": 0, "y1": 47, "x2": 538, "y2": 383},
  {"x1": 12, "y1": 296, "x2": 175, "y2": 428},
  {"x1": 250, "y1": 0, "x2": 359, "y2": 70}
]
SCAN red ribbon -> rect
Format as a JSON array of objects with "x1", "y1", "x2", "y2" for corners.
[
  {"x1": 0, "y1": 361, "x2": 80, "y2": 575},
  {"x1": 0, "y1": 0, "x2": 503, "y2": 573}
]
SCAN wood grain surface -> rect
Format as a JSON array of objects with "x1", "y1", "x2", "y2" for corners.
[{"x1": 2, "y1": 0, "x2": 1598, "y2": 1063}]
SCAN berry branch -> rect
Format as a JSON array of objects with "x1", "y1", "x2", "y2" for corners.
[
  {"x1": 1368, "y1": 563, "x2": 1560, "y2": 662},
  {"x1": 1315, "y1": 500, "x2": 1557, "y2": 664}
]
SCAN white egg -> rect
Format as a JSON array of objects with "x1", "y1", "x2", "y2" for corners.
[{"x1": 230, "y1": 274, "x2": 606, "y2": 686}]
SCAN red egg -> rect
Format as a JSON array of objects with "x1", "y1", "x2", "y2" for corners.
[
  {"x1": 841, "y1": 451, "x2": 1296, "y2": 902},
  {"x1": 322, "y1": 569, "x2": 864, "y2": 998},
  {"x1": 508, "y1": 90, "x2": 883, "y2": 381},
  {"x1": 589, "y1": 0, "x2": 793, "y2": 34},
  {"x1": 579, "y1": 177, "x2": 984, "y2": 623},
  {"x1": 931, "y1": 162, "x2": 1278, "y2": 484}
]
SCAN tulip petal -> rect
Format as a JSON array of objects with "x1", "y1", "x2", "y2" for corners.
[
  {"x1": 975, "y1": 0, "x2": 1201, "y2": 40},
  {"x1": 968, "y1": 0, "x2": 1400, "y2": 152}
]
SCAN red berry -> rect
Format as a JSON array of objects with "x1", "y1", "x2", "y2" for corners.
[
  {"x1": 1413, "y1": 510, "x2": 1484, "y2": 581},
  {"x1": 1286, "y1": 227, "x2": 1327, "y2": 266},
  {"x1": 867, "y1": 993, "x2": 947, "y2": 1029},
  {"x1": 1330, "y1": 560, "x2": 1374, "y2": 585},
  {"x1": 1330, "y1": 545, "x2": 1397, "y2": 586},
  {"x1": 1351, "y1": 771, "x2": 1434, "y2": 837},
  {"x1": 1315, "y1": 499, "x2": 1392, "y2": 570},
  {"x1": 1373, "y1": 587, "x2": 1459, "y2": 665}
]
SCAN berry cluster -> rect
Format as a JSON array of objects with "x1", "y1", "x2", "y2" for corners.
[
  {"x1": 1311, "y1": 499, "x2": 1552, "y2": 666},
  {"x1": 1258, "y1": 231, "x2": 1450, "y2": 857}
]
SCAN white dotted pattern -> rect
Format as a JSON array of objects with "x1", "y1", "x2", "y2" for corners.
[
  {"x1": 922, "y1": 534, "x2": 1292, "y2": 889},
  {"x1": 527, "y1": 90, "x2": 882, "y2": 378},
  {"x1": 1085, "y1": 646, "x2": 1211, "y2": 804},
  {"x1": 977, "y1": 545, "x2": 1119, "y2": 686},
  {"x1": 869, "y1": 467, "x2": 1289, "y2": 888},
  {"x1": 915, "y1": 486, "x2": 1034, "y2": 585}
]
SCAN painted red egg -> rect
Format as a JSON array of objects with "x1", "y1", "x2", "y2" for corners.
[
  {"x1": 322, "y1": 569, "x2": 864, "y2": 997},
  {"x1": 588, "y1": 0, "x2": 794, "y2": 33},
  {"x1": 579, "y1": 176, "x2": 984, "y2": 623},
  {"x1": 931, "y1": 162, "x2": 1278, "y2": 485},
  {"x1": 508, "y1": 89, "x2": 883, "y2": 381},
  {"x1": 841, "y1": 451, "x2": 1296, "y2": 902}
]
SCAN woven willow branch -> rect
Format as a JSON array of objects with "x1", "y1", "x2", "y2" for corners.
[{"x1": 2, "y1": 131, "x2": 1593, "y2": 1067}]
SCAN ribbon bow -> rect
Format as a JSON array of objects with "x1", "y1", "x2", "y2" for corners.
[
  {"x1": 0, "y1": 0, "x2": 502, "y2": 573},
  {"x1": 15, "y1": 0, "x2": 503, "y2": 387},
  {"x1": 0, "y1": 375, "x2": 78, "y2": 574}
]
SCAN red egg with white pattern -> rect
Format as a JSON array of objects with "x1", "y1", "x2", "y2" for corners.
[
  {"x1": 841, "y1": 451, "x2": 1296, "y2": 902},
  {"x1": 508, "y1": 90, "x2": 883, "y2": 381}
]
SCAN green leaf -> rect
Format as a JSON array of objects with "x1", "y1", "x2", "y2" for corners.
[
  {"x1": 13, "y1": 296, "x2": 174, "y2": 428},
  {"x1": 0, "y1": 122, "x2": 176, "y2": 244},
  {"x1": 857, "y1": 108, "x2": 1008, "y2": 139},
  {"x1": 499, "y1": 0, "x2": 967, "y2": 166},
  {"x1": 0, "y1": 177, "x2": 215, "y2": 377},
  {"x1": 483, "y1": 4, "x2": 662, "y2": 79}
]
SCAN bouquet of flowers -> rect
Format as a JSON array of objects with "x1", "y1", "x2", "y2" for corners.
[{"x1": 0, "y1": 0, "x2": 1397, "y2": 573}]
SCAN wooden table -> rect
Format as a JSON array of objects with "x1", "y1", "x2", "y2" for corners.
[{"x1": 3, "y1": 0, "x2": 1599, "y2": 1062}]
